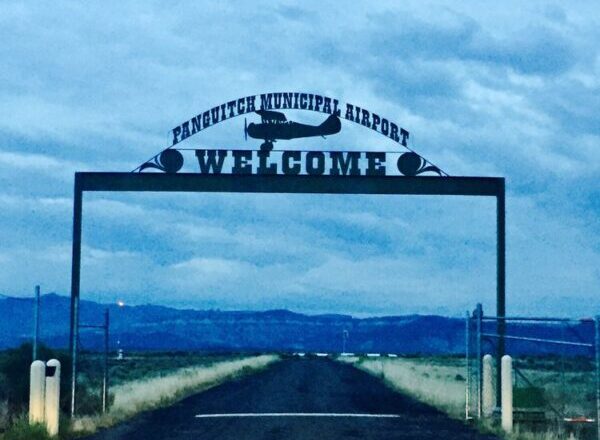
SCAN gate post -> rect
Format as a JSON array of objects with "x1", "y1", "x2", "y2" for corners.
[
  {"x1": 476, "y1": 303, "x2": 483, "y2": 418},
  {"x1": 482, "y1": 354, "x2": 495, "y2": 416},
  {"x1": 465, "y1": 311, "x2": 471, "y2": 420},
  {"x1": 45, "y1": 359, "x2": 61, "y2": 436},
  {"x1": 33, "y1": 285, "x2": 40, "y2": 361},
  {"x1": 102, "y1": 308, "x2": 110, "y2": 413},
  {"x1": 501, "y1": 355, "x2": 513, "y2": 433},
  {"x1": 29, "y1": 360, "x2": 45, "y2": 424},
  {"x1": 594, "y1": 316, "x2": 599, "y2": 440}
]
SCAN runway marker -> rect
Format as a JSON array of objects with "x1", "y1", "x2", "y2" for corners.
[{"x1": 195, "y1": 413, "x2": 400, "y2": 419}]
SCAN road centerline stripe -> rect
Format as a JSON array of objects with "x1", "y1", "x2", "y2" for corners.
[{"x1": 194, "y1": 413, "x2": 400, "y2": 418}]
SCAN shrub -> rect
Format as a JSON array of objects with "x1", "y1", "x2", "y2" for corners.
[{"x1": 2, "y1": 419, "x2": 52, "y2": 440}]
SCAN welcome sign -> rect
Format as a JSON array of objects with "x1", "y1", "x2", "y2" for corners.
[
  {"x1": 138, "y1": 92, "x2": 446, "y2": 177},
  {"x1": 162, "y1": 149, "x2": 439, "y2": 177}
]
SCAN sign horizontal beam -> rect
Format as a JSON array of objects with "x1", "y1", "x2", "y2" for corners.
[{"x1": 77, "y1": 172, "x2": 504, "y2": 197}]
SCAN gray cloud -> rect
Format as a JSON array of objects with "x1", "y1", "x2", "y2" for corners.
[{"x1": 0, "y1": 1, "x2": 598, "y2": 316}]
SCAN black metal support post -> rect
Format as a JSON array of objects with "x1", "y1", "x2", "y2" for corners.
[
  {"x1": 70, "y1": 176, "x2": 82, "y2": 418},
  {"x1": 496, "y1": 185, "x2": 506, "y2": 408}
]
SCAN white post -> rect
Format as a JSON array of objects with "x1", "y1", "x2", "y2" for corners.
[
  {"x1": 482, "y1": 354, "x2": 495, "y2": 416},
  {"x1": 29, "y1": 360, "x2": 46, "y2": 424},
  {"x1": 501, "y1": 355, "x2": 513, "y2": 433},
  {"x1": 45, "y1": 359, "x2": 61, "y2": 436}
]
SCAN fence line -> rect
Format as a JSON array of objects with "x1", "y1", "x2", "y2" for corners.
[{"x1": 481, "y1": 333, "x2": 593, "y2": 348}]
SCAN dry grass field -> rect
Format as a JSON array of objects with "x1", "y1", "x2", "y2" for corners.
[
  {"x1": 339, "y1": 356, "x2": 466, "y2": 416},
  {"x1": 72, "y1": 354, "x2": 279, "y2": 434},
  {"x1": 340, "y1": 355, "x2": 597, "y2": 440}
]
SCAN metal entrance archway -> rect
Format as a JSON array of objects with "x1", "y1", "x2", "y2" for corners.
[{"x1": 69, "y1": 172, "x2": 506, "y2": 416}]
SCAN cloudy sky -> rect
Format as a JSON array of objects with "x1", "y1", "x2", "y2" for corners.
[{"x1": 0, "y1": 1, "x2": 598, "y2": 317}]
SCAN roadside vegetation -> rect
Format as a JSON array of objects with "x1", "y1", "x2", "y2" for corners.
[
  {"x1": 72, "y1": 354, "x2": 278, "y2": 435},
  {"x1": 339, "y1": 355, "x2": 596, "y2": 440},
  {"x1": 338, "y1": 355, "x2": 466, "y2": 416},
  {"x1": 0, "y1": 344, "x2": 278, "y2": 439}
]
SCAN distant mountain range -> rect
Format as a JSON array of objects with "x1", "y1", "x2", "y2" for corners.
[{"x1": 0, "y1": 294, "x2": 594, "y2": 355}]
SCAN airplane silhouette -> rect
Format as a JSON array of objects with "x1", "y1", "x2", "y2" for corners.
[{"x1": 245, "y1": 110, "x2": 341, "y2": 147}]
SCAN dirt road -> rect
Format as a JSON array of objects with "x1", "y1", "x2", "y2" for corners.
[{"x1": 84, "y1": 358, "x2": 496, "y2": 439}]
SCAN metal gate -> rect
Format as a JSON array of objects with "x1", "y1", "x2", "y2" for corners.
[{"x1": 465, "y1": 303, "x2": 600, "y2": 439}]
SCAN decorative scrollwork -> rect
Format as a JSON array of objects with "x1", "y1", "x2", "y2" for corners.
[
  {"x1": 139, "y1": 149, "x2": 184, "y2": 173},
  {"x1": 397, "y1": 152, "x2": 442, "y2": 176}
]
